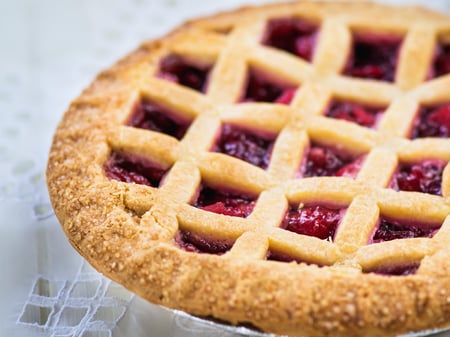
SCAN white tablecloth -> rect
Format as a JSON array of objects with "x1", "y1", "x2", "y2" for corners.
[{"x1": 2, "y1": 1, "x2": 450, "y2": 336}]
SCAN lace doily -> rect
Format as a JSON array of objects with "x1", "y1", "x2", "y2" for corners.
[{"x1": 17, "y1": 262, "x2": 133, "y2": 337}]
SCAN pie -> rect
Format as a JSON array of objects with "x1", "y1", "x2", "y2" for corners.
[{"x1": 46, "y1": 1, "x2": 450, "y2": 337}]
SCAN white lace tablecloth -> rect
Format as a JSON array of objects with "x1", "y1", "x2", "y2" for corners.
[{"x1": 2, "y1": 1, "x2": 450, "y2": 337}]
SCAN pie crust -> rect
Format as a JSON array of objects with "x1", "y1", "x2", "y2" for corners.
[{"x1": 47, "y1": 2, "x2": 450, "y2": 337}]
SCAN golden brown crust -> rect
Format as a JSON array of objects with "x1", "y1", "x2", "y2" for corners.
[{"x1": 47, "y1": 1, "x2": 450, "y2": 336}]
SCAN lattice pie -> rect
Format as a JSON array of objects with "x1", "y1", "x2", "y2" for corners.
[{"x1": 47, "y1": 2, "x2": 450, "y2": 336}]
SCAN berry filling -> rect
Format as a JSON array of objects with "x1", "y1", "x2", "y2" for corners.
[
  {"x1": 412, "y1": 104, "x2": 450, "y2": 139},
  {"x1": 345, "y1": 34, "x2": 402, "y2": 82},
  {"x1": 158, "y1": 54, "x2": 211, "y2": 92},
  {"x1": 433, "y1": 43, "x2": 450, "y2": 78},
  {"x1": 213, "y1": 124, "x2": 274, "y2": 169},
  {"x1": 281, "y1": 204, "x2": 343, "y2": 240},
  {"x1": 325, "y1": 101, "x2": 383, "y2": 128},
  {"x1": 194, "y1": 186, "x2": 256, "y2": 218},
  {"x1": 127, "y1": 100, "x2": 189, "y2": 140},
  {"x1": 367, "y1": 264, "x2": 419, "y2": 276},
  {"x1": 390, "y1": 160, "x2": 446, "y2": 196},
  {"x1": 262, "y1": 17, "x2": 318, "y2": 61},
  {"x1": 175, "y1": 230, "x2": 232, "y2": 254},
  {"x1": 105, "y1": 151, "x2": 167, "y2": 187},
  {"x1": 303, "y1": 145, "x2": 362, "y2": 178},
  {"x1": 372, "y1": 217, "x2": 437, "y2": 243},
  {"x1": 243, "y1": 71, "x2": 296, "y2": 104}
]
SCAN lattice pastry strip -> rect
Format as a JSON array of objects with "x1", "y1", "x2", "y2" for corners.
[
  {"x1": 397, "y1": 141, "x2": 450, "y2": 164},
  {"x1": 47, "y1": 2, "x2": 450, "y2": 337},
  {"x1": 355, "y1": 148, "x2": 398, "y2": 186},
  {"x1": 333, "y1": 195, "x2": 380, "y2": 254},
  {"x1": 325, "y1": 76, "x2": 402, "y2": 105},
  {"x1": 290, "y1": 83, "x2": 330, "y2": 118},
  {"x1": 396, "y1": 25, "x2": 437, "y2": 90},
  {"x1": 313, "y1": 18, "x2": 351, "y2": 76},
  {"x1": 267, "y1": 122, "x2": 308, "y2": 181},
  {"x1": 207, "y1": 24, "x2": 255, "y2": 104},
  {"x1": 356, "y1": 238, "x2": 436, "y2": 271},
  {"x1": 249, "y1": 44, "x2": 314, "y2": 85},
  {"x1": 140, "y1": 78, "x2": 210, "y2": 120},
  {"x1": 412, "y1": 75, "x2": 450, "y2": 103},
  {"x1": 267, "y1": 227, "x2": 340, "y2": 265},
  {"x1": 109, "y1": 126, "x2": 179, "y2": 167},
  {"x1": 224, "y1": 231, "x2": 269, "y2": 261},
  {"x1": 376, "y1": 96, "x2": 419, "y2": 137},
  {"x1": 170, "y1": 28, "x2": 226, "y2": 62}
]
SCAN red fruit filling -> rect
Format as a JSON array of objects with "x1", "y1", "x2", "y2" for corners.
[
  {"x1": 303, "y1": 145, "x2": 362, "y2": 178},
  {"x1": 390, "y1": 160, "x2": 445, "y2": 196},
  {"x1": 194, "y1": 186, "x2": 256, "y2": 218},
  {"x1": 127, "y1": 100, "x2": 189, "y2": 140},
  {"x1": 281, "y1": 204, "x2": 343, "y2": 240},
  {"x1": 412, "y1": 104, "x2": 450, "y2": 139},
  {"x1": 213, "y1": 124, "x2": 275, "y2": 169},
  {"x1": 325, "y1": 101, "x2": 383, "y2": 128},
  {"x1": 367, "y1": 264, "x2": 419, "y2": 276},
  {"x1": 372, "y1": 217, "x2": 437, "y2": 243},
  {"x1": 275, "y1": 88, "x2": 297, "y2": 104},
  {"x1": 105, "y1": 151, "x2": 167, "y2": 187},
  {"x1": 158, "y1": 55, "x2": 211, "y2": 92},
  {"x1": 243, "y1": 71, "x2": 296, "y2": 104},
  {"x1": 433, "y1": 43, "x2": 450, "y2": 78},
  {"x1": 345, "y1": 34, "x2": 402, "y2": 82},
  {"x1": 175, "y1": 230, "x2": 232, "y2": 254},
  {"x1": 262, "y1": 18, "x2": 318, "y2": 61},
  {"x1": 336, "y1": 156, "x2": 365, "y2": 179}
]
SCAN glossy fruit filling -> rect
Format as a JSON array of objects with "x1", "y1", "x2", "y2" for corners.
[
  {"x1": 325, "y1": 101, "x2": 383, "y2": 128},
  {"x1": 262, "y1": 17, "x2": 318, "y2": 61},
  {"x1": 303, "y1": 145, "x2": 363, "y2": 178},
  {"x1": 127, "y1": 100, "x2": 189, "y2": 140},
  {"x1": 105, "y1": 151, "x2": 167, "y2": 187},
  {"x1": 158, "y1": 54, "x2": 211, "y2": 92},
  {"x1": 390, "y1": 160, "x2": 446, "y2": 196},
  {"x1": 345, "y1": 34, "x2": 402, "y2": 82},
  {"x1": 281, "y1": 204, "x2": 344, "y2": 240},
  {"x1": 194, "y1": 186, "x2": 256, "y2": 218},
  {"x1": 175, "y1": 230, "x2": 232, "y2": 254},
  {"x1": 433, "y1": 43, "x2": 450, "y2": 78},
  {"x1": 243, "y1": 71, "x2": 296, "y2": 104},
  {"x1": 213, "y1": 124, "x2": 274, "y2": 169},
  {"x1": 372, "y1": 217, "x2": 437, "y2": 243},
  {"x1": 367, "y1": 264, "x2": 419, "y2": 276},
  {"x1": 412, "y1": 104, "x2": 450, "y2": 139}
]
